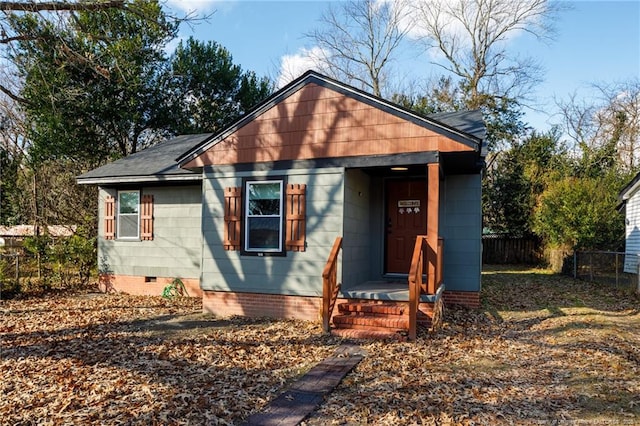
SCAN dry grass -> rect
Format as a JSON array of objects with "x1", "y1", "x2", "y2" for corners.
[{"x1": 1, "y1": 267, "x2": 639, "y2": 425}]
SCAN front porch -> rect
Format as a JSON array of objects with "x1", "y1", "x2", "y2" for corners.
[
  {"x1": 320, "y1": 159, "x2": 448, "y2": 340},
  {"x1": 322, "y1": 235, "x2": 446, "y2": 341},
  {"x1": 331, "y1": 284, "x2": 445, "y2": 341}
]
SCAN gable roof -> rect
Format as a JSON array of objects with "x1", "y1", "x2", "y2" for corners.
[
  {"x1": 76, "y1": 133, "x2": 212, "y2": 185},
  {"x1": 620, "y1": 170, "x2": 640, "y2": 202},
  {"x1": 176, "y1": 70, "x2": 486, "y2": 168},
  {"x1": 78, "y1": 71, "x2": 488, "y2": 186}
]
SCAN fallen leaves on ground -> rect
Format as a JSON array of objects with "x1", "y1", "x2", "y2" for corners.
[
  {"x1": 0, "y1": 294, "x2": 339, "y2": 424},
  {"x1": 303, "y1": 268, "x2": 640, "y2": 425},
  {"x1": 2, "y1": 268, "x2": 639, "y2": 425}
]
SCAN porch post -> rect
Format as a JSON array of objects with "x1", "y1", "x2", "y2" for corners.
[{"x1": 427, "y1": 162, "x2": 440, "y2": 294}]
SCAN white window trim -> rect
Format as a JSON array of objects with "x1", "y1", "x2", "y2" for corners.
[
  {"x1": 244, "y1": 180, "x2": 284, "y2": 253},
  {"x1": 117, "y1": 190, "x2": 140, "y2": 240}
]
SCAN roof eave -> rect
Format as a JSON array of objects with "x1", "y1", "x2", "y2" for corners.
[
  {"x1": 76, "y1": 174, "x2": 202, "y2": 186},
  {"x1": 620, "y1": 171, "x2": 640, "y2": 202}
]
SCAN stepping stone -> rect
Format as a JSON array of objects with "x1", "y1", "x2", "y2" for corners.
[{"x1": 242, "y1": 344, "x2": 366, "y2": 426}]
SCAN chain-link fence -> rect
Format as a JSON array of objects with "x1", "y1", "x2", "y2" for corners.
[
  {"x1": 1, "y1": 251, "x2": 21, "y2": 280},
  {"x1": 572, "y1": 251, "x2": 640, "y2": 292},
  {"x1": 1, "y1": 251, "x2": 26, "y2": 298}
]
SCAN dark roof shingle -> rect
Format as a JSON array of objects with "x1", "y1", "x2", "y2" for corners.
[{"x1": 76, "y1": 133, "x2": 212, "y2": 184}]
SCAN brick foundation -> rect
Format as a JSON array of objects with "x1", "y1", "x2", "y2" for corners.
[
  {"x1": 98, "y1": 274, "x2": 202, "y2": 298},
  {"x1": 443, "y1": 290, "x2": 481, "y2": 308},
  {"x1": 201, "y1": 290, "x2": 481, "y2": 322},
  {"x1": 203, "y1": 291, "x2": 322, "y2": 321}
]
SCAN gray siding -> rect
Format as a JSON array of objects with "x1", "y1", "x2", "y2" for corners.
[
  {"x1": 440, "y1": 174, "x2": 482, "y2": 292},
  {"x1": 98, "y1": 185, "x2": 202, "y2": 279},
  {"x1": 343, "y1": 169, "x2": 372, "y2": 285},
  {"x1": 200, "y1": 168, "x2": 345, "y2": 296},
  {"x1": 624, "y1": 189, "x2": 640, "y2": 273}
]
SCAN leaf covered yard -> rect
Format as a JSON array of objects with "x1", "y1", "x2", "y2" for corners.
[
  {"x1": 0, "y1": 296, "x2": 337, "y2": 424},
  {"x1": 2, "y1": 268, "x2": 640, "y2": 425}
]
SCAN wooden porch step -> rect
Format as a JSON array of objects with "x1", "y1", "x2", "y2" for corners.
[
  {"x1": 332, "y1": 314, "x2": 409, "y2": 331},
  {"x1": 330, "y1": 328, "x2": 408, "y2": 341},
  {"x1": 330, "y1": 299, "x2": 436, "y2": 341},
  {"x1": 337, "y1": 301, "x2": 406, "y2": 316}
]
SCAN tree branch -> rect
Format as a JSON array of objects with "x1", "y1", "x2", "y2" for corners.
[
  {"x1": 0, "y1": 1, "x2": 124, "y2": 12},
  {"x1": 0, "y1": 82, "x2": 28, "y2": 105}
]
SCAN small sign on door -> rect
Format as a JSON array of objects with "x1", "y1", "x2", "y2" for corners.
[{"x1": 398, "y1": 200, "x2": 420, "y2": 208}]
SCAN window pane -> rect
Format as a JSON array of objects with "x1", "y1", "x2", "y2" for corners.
[
  {"x1": 245, "y1": 180, "x2": 283, "y2": 252},
  {"x1": 248, "y1": 183, "x2": 280, "y2": 215},
  {"x1": 119, "y1": 214, "x2": 139, "y2": 238},
  {"x1": 249, "y1": 182, "x2": 280, "y2": 200},
  {"x1": 247, "y1": 217, "x2": 280, "y2": 249},
  {"x1": 119, "y1": 192, "x2": 139, "y2": 214},
  {"x1": 249, "y1": 199, "x2": 280, "y2": 216}
]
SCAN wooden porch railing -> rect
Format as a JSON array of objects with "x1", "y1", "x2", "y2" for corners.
[
  {"x1": 408, "y1": 236, "x2": 427, "y2": 341},
  {"x1": 408, "y1": 236, "x2": 444, "y2": 340},
  {"x1": 436, "y1": 237, "x2": 444, "y2": 288},
  {"x1": 322, "y1": 236, "x2": 343, "y2": 333}
]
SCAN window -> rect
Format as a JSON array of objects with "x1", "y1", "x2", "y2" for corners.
[
  {"x1": 244, "y1": 180, "x2": 283, "y2": 253},
  {"x1": 117, "y1": 190, "x2": 140, "y2": 239},
  {"x1": 104, "y1": 191, "x2": 153, "y2": 241},
  {"x1": 224, "y1": 182, "x2": 306, "y2": 253}
]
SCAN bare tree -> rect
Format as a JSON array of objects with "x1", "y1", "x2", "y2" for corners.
[
  {"x1": 0, "y1": 71, "x2": 30, "y2": 224},
  {"x1": 557, "y1": 80, "x2": 640, "y2": 173},
  {"x1": 306, "y1": 0, "x2": 411, "y2": 97},
  {"x1": 0, "y1": 73, "x2": 26, "y2": 158},
  {"x1": 410, "y1": 0, "x2": 563, "y2": 107}
]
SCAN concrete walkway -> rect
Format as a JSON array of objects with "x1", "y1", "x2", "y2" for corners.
[{"x1": 242, "y1": 344, "x2": 366, "y2": 426}]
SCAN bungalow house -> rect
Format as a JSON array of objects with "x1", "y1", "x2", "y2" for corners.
[{"x1": 77, "y1": 71, "x2": 487, "y2": 339}]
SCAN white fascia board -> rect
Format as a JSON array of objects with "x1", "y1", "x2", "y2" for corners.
[
  {"x1": 622, "y1": 179, "x2": 640, "y2": 201},
  {"x1": 77, "y1": 174, "x2": 202, "y2": 185}
]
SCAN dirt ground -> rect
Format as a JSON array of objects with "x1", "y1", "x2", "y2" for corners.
[{"x1": 1, "y1": 267, "x2": 639, "y2": 425}]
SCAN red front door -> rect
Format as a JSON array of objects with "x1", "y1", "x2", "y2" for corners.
[{"x1": 385, "y1": 179, "x2": 428, "y2": 274}]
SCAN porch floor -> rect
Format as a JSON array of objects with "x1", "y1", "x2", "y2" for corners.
[{"x1": 340, "y1": 280, "x2": 437, "y2": 303}]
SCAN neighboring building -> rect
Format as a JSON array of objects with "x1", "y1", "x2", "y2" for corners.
[
  {"x1": 0, "y1": 225, "x2": 76, "y2": 249},
  {"x1": 619, "y1": 172, "x2": 640, "y2": 273},
  {"x1": 78, "y1": 71, "x2": 487, "y2": 337}
]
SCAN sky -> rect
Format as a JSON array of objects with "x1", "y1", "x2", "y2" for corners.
[{"x1": 164, "y1": 0, "x2": 640, "y2": 133}]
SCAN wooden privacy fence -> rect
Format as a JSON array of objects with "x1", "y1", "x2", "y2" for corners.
[{"x1": 482, "y1": 235, "x2": 543, "y2": 265}]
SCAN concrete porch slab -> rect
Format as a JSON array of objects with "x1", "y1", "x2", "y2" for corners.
[{"x1": 340, "y1": 281, "x2": 437, "y2": 303}]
